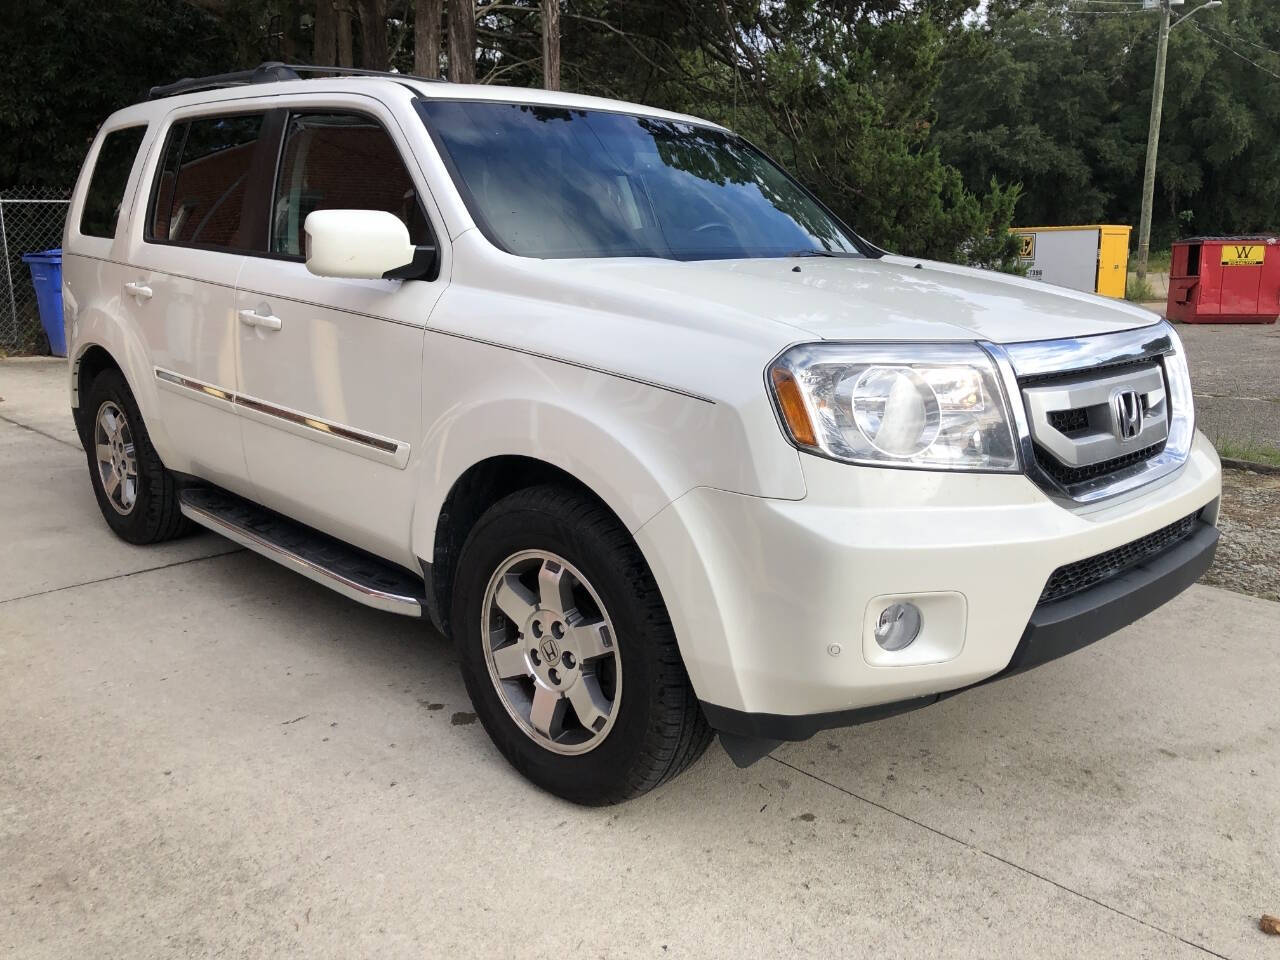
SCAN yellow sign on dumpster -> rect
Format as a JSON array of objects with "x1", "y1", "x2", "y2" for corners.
[{"x1": 1221, "y1": 244, "x2": 1265, "y2": 266}]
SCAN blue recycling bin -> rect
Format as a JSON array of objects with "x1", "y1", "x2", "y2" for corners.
[{"x1": 20, "y1": 248, "x2": 65, "y2": 356}]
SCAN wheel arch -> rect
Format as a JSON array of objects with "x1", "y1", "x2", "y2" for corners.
[
  {"x1": 67, "y1": 300, "x2": 171, "y2": 462},
  {"x1": 409, "y1": 382, "x2": 717, "y2": 631},
  {"x1": 71, "y1": 342, "x2": 124, "y2": 446},
  {"x1": 420, "y1": 454, "x2": 641, "y2": 635}
]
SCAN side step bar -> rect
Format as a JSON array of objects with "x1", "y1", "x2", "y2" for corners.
[{"x1": 178, "y1": 487, "x2": 426, "y2": 617}]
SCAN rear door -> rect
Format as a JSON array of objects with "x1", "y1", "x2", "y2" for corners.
[
  {"x1": 233, "y1": 97, "x2": 448, "y2": 565},
  {"x1": 124, "y1": 107, "x2": 277, "y2": 493}
]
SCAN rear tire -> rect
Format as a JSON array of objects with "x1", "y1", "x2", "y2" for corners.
[
  {"x1": 451, "y1": 485, "x2": 712, "y2": 805},
  {"x1": 83, "y1": 369, "x2": 192, "y2": 545}
]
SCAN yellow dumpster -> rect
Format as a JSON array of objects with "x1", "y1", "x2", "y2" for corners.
[{"x1": 1011, "y1": 225, "x2": 1131, "y2": 299}]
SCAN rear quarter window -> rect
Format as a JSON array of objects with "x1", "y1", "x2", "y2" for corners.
[{"x1": 79, "y1": 126, "x2": 148, "y2": 239}]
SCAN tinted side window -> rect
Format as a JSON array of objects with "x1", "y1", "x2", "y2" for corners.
[
  {"x1": 271, "y1": 112, "x2": 430, "y2": 257},
  {"x1": 148, "y1": 113, "x2": 266, "y2": 249},
  {"x1": 80, "y1": 126, "x2": 147, "y2": 239}
]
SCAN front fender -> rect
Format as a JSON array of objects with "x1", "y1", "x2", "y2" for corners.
[
  {"x1": 411, "y1": 386, "x2": 722, "y2": 562},
  {"x1": 411, "y1": 340, "x2": 803, "y2": 551}
]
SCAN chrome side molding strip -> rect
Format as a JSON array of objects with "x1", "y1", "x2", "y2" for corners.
[
  {"x1": 155, "y1": 368, "x2": 235, "y2": 409},
  {"x1": 154, "y1": 367, "x2": 409, "y2": 468},
  {"x1": 232, "y1": 393, "x2": 408, "y2": 467}
]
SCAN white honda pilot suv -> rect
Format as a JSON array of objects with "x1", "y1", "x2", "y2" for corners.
[{"x1": 63, "y1": 64, "x2": 1221, "y2": 804}]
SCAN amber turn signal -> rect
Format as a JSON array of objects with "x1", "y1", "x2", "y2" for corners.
[{"x1": 770, "y1": 367, "x2": 817, "y2": 447}]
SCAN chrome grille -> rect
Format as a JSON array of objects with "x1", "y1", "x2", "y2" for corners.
[
  {"x1": 984, "y1": 322, "x2": 1196, "y2": 505},
  {"x1": 1021, "y1": 362, "x2": 1169, "y2": 474}
]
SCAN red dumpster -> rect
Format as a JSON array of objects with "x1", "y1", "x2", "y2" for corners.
[{"x1": 1166, "y1": 235, "x2": 1280, "y2": 324}]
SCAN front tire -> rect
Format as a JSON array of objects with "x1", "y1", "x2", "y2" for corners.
[
  {"x1": 451, "y1": 485, "x2": 711, "y2": 805},
  {"x1": 82, "y1": 369, "x2": 192, "y2": 544}
]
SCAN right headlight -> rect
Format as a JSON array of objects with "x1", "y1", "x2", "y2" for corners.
[
  {"x1": 768, "y1": 342, "x2": 1020, "y2": 471},
  {"x1": 1161, "y1": 322, "x2": 1195, "y2": 459}
]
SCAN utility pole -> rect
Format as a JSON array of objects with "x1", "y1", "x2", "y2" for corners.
[
  {"x1": 1135, "y1": 0, "x2": 1221, "y2": 283},
  {"x1": 1136, "y1": 0, "x2": 1170, "y2": 284}
]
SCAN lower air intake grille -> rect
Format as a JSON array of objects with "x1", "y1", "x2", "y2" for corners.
[{"x1": 1039, "y1": 511, "x2": 1201, "y2": 604}]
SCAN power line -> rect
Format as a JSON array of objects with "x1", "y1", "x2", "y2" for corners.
[
  {"x1": 1021, "y1": 0, "x2": 1152, "y2": 17},
  {"x1": 1053, "y1": 6, "x2": 1153, "y2": 14},
  {"x1": 1188, "y1": 21, "x2": 1280, "y2": 80},
  {"x1": 1196, "y1": 22, "x2": 1280, "y2": 59}
]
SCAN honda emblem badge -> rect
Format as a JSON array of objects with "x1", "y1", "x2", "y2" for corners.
[{"x1": 1110, "y1": 389, "x2": 1143, "y2": 442}]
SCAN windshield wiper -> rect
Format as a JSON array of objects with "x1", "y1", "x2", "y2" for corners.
[{"x1": 784, "y1": 249, "x2": 860, "y2": 258}]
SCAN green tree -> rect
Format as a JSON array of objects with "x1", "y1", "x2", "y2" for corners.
[
  {"x1": 557, "y1": 1, "x2": 1023, "y2": 265},
  {"x1": 0, "y1": 0, "x2": 236, "y2": 189},
  {"x1": 933, "y1": 0, "x2": 1280, "y2": 246},
  {"x1": 1156, "y1": 0, "x2": 1280, "y2": 238},
  {"x1": 1, "y1": 0, "x2": 1025, "y2": 269}
]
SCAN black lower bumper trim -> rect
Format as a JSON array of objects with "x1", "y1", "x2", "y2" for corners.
[
  {"x1": 704, "y1": 516, "x2": 1220, "y2": 745},
  {"x1": 704, "y1": 694, "x2": 939, "y2": 746},
  {"x1": 1000, "y1": 518, "x2": 1219, "y2": 675}
]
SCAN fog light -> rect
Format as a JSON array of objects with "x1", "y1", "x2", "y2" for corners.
[{"x1": 874, "y1": 602, "x2": 922, "y2": 651}]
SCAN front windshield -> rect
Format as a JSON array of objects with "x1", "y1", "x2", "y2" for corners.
[{"x1": 419, "y1": 100, "x2": 863, "y2": 261}]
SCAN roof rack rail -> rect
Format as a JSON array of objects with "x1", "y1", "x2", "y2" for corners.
[
  {"x1": 285, "y1": 64, "x2": 444, "y2": 84},
  {"x1": 148, "y1": 62, "x2": 298, "y2": 100},
  {"x1": 148, "y1": 62, "x2": 443, "y2": 100}
]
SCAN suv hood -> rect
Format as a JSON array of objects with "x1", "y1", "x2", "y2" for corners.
[{"x1": 543, "y1": 253, "x2": 1160, "y2": 344}]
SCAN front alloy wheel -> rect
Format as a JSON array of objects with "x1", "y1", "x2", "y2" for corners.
[
  {"x1": 482, "y1": 550, "x2": 621, "y2": 754},
  {"x1": 451, "y1": 485, "x2": 712, "y2": 805}
]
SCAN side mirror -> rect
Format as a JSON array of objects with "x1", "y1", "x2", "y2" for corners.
[{"x1": 303, "y1": 209, "x2": 436, "y2": 281}]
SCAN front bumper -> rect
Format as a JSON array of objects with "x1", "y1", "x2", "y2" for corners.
[
  {"x1": 634, "y1": 430, "x2": 1222, "y2": 736},
  {"x1": 702, "y1": 514, "x2": 1218, "y2": 744}
]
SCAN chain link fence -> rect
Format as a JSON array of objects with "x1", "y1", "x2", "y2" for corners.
[{"x1": 0, "y1": 187, "x2": 70, "y2": 353}]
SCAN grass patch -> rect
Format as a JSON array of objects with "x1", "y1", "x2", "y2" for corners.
[
  {"x1": 1126, "y1": 274, "x2": 1156, "y2": 302},
  {"x1": 1125, "y1": 250, "x2": 1171, "y2": 301},
  {"x1": 1212, "y1": 437, "x2": 1280, "y2": 468},
  {"x1": 1143, "y1": 249, "x2": 1172, "y2": 274}
]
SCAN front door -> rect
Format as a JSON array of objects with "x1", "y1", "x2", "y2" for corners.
[{"x1": 234, "y1": 105, "x2": 447, "y2": 566}]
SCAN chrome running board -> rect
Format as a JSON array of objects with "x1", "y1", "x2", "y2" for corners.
[{"x1": 179, "y1": 487, "x2": 425, "y2": 617}]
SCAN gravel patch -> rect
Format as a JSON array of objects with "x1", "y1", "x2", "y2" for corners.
[{"x1": 1202, "y1": 466, "x2": 1280, "y2": 602}]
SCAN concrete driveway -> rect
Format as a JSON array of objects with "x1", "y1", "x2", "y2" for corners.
[{"x1": 2, "y1": 358, "x2": 1277, "y2": 960}]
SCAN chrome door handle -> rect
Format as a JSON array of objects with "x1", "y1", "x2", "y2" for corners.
[
  {"x1": 237, "y1": 308, "x2": 282, "y2": 331},
  {"x1": 124, "y1": 281, "x2": 153, "y2": 301}
]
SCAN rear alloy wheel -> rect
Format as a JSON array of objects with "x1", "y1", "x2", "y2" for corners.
[
  {"x1": 82, "y1": 369, "x2": 192, "y2": 544},
  {"x1": 452, "y1": 485, "x2": 712, "y2": 805},
  {"x1": 94, "y1": 400, "x2": 139, "y2": 516}
]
